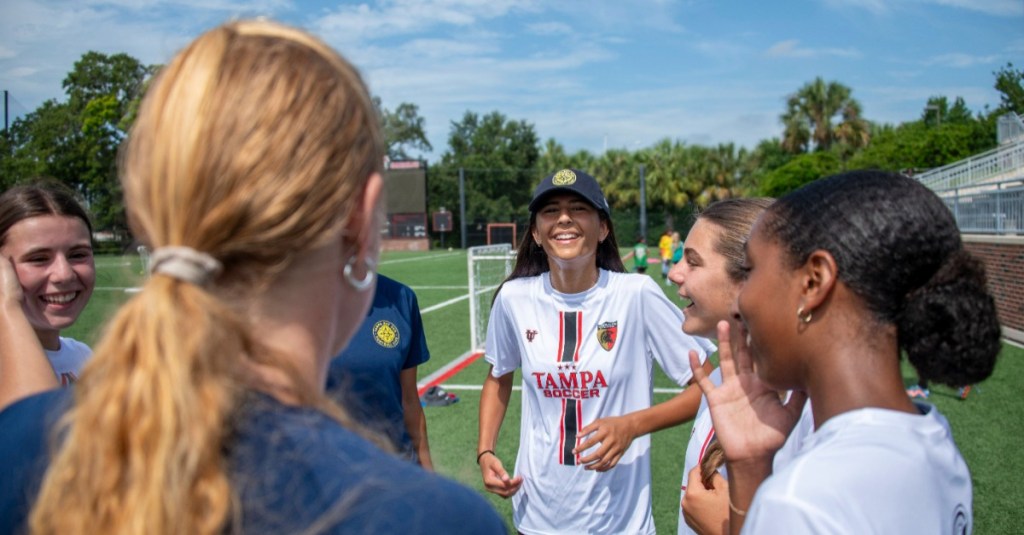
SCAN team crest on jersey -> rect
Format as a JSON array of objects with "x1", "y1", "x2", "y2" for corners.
[
  {"x1": 552, "y1": 169, "x2": 576, "y2": 186},
  {"x1": 372, "y1": 320, "x2": 400, "y2": 348},
  {"x1": 596, "y1": 321, "x2": 617, "y2": 351},
  {"x1": 526, "y1": 329, "x2": 538, "y2": 342}
]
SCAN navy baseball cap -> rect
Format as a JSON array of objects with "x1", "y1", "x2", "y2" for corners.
[{"x1": 528, "y1": 168, "x2": 611, "y2": 216}]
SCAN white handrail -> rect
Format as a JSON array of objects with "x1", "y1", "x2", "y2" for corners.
[{"x1": 915, "y1": 138, "x2": 1024, "y2": 192}]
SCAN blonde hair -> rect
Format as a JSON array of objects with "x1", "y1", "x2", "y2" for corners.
[{"x1": 30, "y1": 20, "x2": 383, "y2": 535}]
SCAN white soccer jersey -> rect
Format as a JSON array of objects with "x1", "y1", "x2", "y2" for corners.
[
  {"x1": 486, "y1": 269, "x2": 715, "y2": 535},
  {"x1": 742, "y1": 403, "x2": 972, "y2": 534},
  {"x1": 44, "y1": 336, "x2": 91, "y2": 386},
  {"x1": 678, "y1": 373, "x2": 815, "y2": 535}
]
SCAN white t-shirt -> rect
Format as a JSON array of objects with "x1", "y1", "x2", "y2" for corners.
[
  {"x1": 741, "y1": 403, "x2": 972, "y2": 534},
  {"x1": 678, "y1": 370, "x2": 815, "y2": 535},
  {"x1": 486, "y1": 270, "x2": 715, "y2": 535},
  {"x1": 45, "y1": 336, "x2": 91, "y2": 386}
]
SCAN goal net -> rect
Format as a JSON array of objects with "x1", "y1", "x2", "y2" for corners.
[{"x1": 467, "y1": 244, "x2": 515, "y2": 352}]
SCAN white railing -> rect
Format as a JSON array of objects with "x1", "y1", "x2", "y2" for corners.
[
  {"x1": 934, "y1": 179, "x2": 1024, "y2": 235},
  {"x1": 998, "y1": 112, "x2": 1024, "y2": 145},
  {"x1": 915, "y1": 139, "x2": 1024, "y2": 192}
]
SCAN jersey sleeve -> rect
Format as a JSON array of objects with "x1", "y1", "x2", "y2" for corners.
[
  {"x1": 639, "y1": 277, "x2": 715, "y2": 387},
  {"x1": 401, "y1": 285, "x2": 430, "y2": 369},
  {"x1": 484, "y1": 289, "x2": 521, "y2": 378}
]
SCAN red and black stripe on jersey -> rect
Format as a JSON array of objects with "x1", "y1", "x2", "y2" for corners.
[{"x1": 557, "y1": 310, "x2": 583, "y2": 466}]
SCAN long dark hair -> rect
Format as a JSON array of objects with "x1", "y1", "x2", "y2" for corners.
[
  {"x1": 0, "y1": 181, "x2": 93, "y2": 247},
  {"x1": 762, "y1": 170, "x2": 1001, "y2": 387}
]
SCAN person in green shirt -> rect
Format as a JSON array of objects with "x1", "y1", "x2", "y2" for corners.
[{"x1": 633, "y1": 236, "x2": 649, "y2": 274}]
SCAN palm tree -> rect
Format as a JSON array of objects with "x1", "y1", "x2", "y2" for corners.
[
  {"x1": 538, "y1": 138, "x2": 569, "y2": 173},
  {"x1": 781, "y1": 77, "x2": 870, "y2": 154}
]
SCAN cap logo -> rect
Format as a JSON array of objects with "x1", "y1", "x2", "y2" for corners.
[{"x1": 552, "y1": 169, "x2": 577, "y2": 186}]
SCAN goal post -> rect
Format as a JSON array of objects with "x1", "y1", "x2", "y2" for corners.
[
  {"x1": 486, "y1": 223, "x2": 517, "y2": 246},
  {"x1": 467, "y1": 244, "x2": 515, "y2": 352}
]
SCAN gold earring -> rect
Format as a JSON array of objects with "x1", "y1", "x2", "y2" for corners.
[{"x1": 796, "y1": 306, "x2": 813, "y2": 324}]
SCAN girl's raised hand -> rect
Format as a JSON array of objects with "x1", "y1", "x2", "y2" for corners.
[{"x1": 688, "y1": 320, "x2": 806, "y2": 464}]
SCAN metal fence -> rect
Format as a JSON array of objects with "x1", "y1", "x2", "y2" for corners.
[
  {"x1": 934, "y1": 178, "x2": 1024, "y2": 235},
  {"x1": 915, "y1": 138, "x2": 1024, "y2": 192},
  {"x1": 998, "y1": 112, "x2": 1024, "y2": 145}
]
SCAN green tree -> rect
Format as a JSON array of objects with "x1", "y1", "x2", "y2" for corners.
[
  {"x1": 538, "y1": 138, "x2": 570, "y2": 173},
  {"x1": 921, "y1": 96, "x2": 974, "y2": 127},
  {"x1": 760, "y1": 151, "x2": 840, "y2": 197},
  {"x1": 374, "y1": 97, "x2": 433, "y2": 160},
  {"x1": 0, "y1": 51, "x2": 153, "y2": 237},
  {"x1": 993, "y1": 62, "x2": 1024, "y2": 114},
  {"x1": 781, "y1": 77, "x2": 870, "y2": 154},
  {"x1": 430, "y1": 111, "x2": 540, "y2": 244},
  {"x1": 741, "y1": 138, "x2": 792, "y2": 195}
]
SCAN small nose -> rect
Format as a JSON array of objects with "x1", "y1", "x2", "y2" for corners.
[
  {"x1": 50, "y1": 255, "x2": 75, "y2": 281},
  {"x1": 668, "y1": 261, "x2": 684, "y2": 285}
]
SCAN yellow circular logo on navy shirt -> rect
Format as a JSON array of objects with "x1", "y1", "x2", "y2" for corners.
[
  {"x1": 552, "y1": 169, "x2": 576, "y2": 186},
  {"x1": 373, "y1": 320, "x2": 400, "y2": 348}
]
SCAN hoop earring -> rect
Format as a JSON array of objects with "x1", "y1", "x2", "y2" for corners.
[
  {"x1": 343, "y1": 256, "x2": 376, "y2": 292},
  {"x1": 796, "y1": 306, "x2": 813, "y2": 324}
]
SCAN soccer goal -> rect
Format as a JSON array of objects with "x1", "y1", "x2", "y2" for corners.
[
  {"x1": 467, "y1": 244, "x2": 515, "y2": 352},
  {"x1": 486, "y1": 223, "x2": 517, "y2": 246}
]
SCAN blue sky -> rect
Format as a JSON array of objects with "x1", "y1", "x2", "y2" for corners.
[{"x1": 3, "y1": 0, "x2": 1022, "y2": 162}]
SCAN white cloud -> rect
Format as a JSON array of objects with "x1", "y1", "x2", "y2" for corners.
[
  {"x1": 926, "y1": 53, "x2": 1001, "y2": 68},
  {"x1": 527, "y1": 21, "x2": 572, "y2": 35},
  {"x1": 0, "y1": 46, "x2": 15, "y2": 59},
  {"x1": 823, "y1": 0, "x2": 1023, "y2": 17},
  {"x1": 765, "y1": 39, "x2": 861, "y2": 59},
  {"x1": 926, "y1": 0, "x2": 1023, "y2": 17},
  {"x1": 821, "y1": 0, "x2": 889, "y2": 15},
  {"x1": 8, "y1": 66, "x2": 40, "y2": 78},
  {"x1": 693, "y1": 39, "x2": 750, "y2": 60},
  {"x1": 1005, "y1": 38, "x2": 1024, "y2": 54},
  {"x1": 312, "y1": 0, "x2": 539, "y2": 41}
]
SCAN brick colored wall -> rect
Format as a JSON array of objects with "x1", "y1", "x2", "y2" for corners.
[{"x1": 963, "y1": 235, "x2": 1024, "y2": 342}]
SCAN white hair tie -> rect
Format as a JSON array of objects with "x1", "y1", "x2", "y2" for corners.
[{"x1": 149, "y1": 246, "x2": 223, "y2": 286}]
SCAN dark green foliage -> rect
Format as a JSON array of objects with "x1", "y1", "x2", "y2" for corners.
[
  {"x1": 374, "y1": 97, "x2": 433, "y2": 160},
  {"x1": 759, "y1": 151, "x2": 840, "y2": 197},
  {"x1": 993, "y1": 62, "x2": 1024, "y2": 114},
  {"x1": 1, "y1": 52, "x2": 154, "y2": 241}
]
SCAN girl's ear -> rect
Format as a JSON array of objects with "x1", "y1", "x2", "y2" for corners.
[{"x1": 799, "y1": 249, "x2": 838, "y2": 310}]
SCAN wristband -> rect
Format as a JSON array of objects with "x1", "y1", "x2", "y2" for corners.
[{"x1": 476, "y1": 450, "x2": 495, "y2": 465}]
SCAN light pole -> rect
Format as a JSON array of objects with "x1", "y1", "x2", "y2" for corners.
[{"x1": 638, "y1": 164, "x2": 647, "y2": 241}]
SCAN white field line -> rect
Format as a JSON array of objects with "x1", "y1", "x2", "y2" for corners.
[
  {"x1": 420, "y1": 294, "x2": 469, "y2": 314},
  {"x1": 106, "y1": 284, "x2": 473, "y2": 299},
  {"x1": 379, "y1": 252, "x2": 462, "y2": 266}
]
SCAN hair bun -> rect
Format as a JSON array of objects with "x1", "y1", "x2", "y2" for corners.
[{"x1": 897, "y1": 249, "x2": 1001, "y2": 387}]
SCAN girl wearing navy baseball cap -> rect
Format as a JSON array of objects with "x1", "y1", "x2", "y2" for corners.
[{"x1": 478, "y1": 168, "x2": 716, "y2": 534}]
